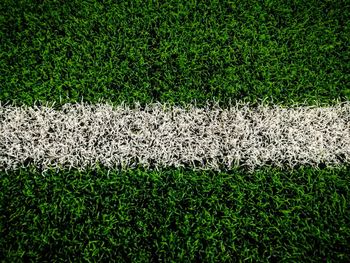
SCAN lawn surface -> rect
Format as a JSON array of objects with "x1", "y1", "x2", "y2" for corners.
[
  {"x1": 1, "y1": 166, "x2": 350, "y2": 262},
  {"x1": 1, "y1": 0, "x2": 350, "y2": 262},
  {"x1": 0, "y1": 0, "x2": 349, "y2": 107}
]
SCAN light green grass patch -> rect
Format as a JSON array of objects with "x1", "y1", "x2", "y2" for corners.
[{"x1": 1, "y1": 166, "x2": 350, "y2": 262}]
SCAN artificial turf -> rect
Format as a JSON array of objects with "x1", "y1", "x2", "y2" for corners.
[
  {"x1": 1, "y1": 166, "x2": 350, "y2": 262},
  {"x1": 1, "y1": 0, "x2": 350, "y2": 261},
  {"x1": 0, "y1": 0, "x2": 349, "y2": 107}
]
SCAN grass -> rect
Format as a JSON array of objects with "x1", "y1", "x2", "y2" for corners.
[
  {"x1": 1, "y1": 166, "x2": 350, "y2": 262},
  {"x1": 1, "y1": 0, "x2": 350, "y2": 261},
  {"x1": 0, "y1": 0, "x2": 349, "y2": 107}
]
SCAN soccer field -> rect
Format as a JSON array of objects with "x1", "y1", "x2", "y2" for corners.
[{"x1": 1, "y1": 0, "x2": 350, "y2": 262}]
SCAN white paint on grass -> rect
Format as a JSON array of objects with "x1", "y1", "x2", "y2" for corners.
[{"x1": 1, "y1": 102, "x2": 349, "y2": 171}]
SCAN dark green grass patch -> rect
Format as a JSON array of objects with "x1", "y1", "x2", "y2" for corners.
[
  {"x1": 0, "y1": 0, "x2": 349, "y2": 107},
  {"x1": 1, "y1": 166, "x2": 350, "y2": 262}
]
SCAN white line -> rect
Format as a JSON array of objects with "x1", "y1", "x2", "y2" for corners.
[{"x1": 1, "y1": 102, "x2": 349, "y2": 171}]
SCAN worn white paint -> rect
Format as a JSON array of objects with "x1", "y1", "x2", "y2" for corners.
[{"x1": 1, "y1": 102, "x2": 349, "y2": 171}]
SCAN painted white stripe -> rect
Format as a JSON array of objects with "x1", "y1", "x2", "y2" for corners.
[{"x1": 1, "y1": 102, "x2": 349, "y2": 171}]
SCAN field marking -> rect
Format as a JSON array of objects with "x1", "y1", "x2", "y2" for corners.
[{"x1": 1, "y1": 102, "x2": 349, "y2": 171}]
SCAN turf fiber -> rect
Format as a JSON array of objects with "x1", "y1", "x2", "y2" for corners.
[
  {"x1": 1, "y1": 167, "x2": 350, "y2": 262},
  {"x1": 1, "y1": 0, "x2": 350, "y2": 262},
  {"x1": 0, "y1": 0, "x2": 349, "y2": 107}
]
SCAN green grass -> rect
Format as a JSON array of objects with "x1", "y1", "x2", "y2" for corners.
[
  {"x1": 1, "y1": 166, "x2": 350, "y2": 262},
  {"x1": 0, "y1": 0, "x2": 349, "y2": 107},
  {"x1": 1, "y1": 0, "x2": 350, "y2": 261}
]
